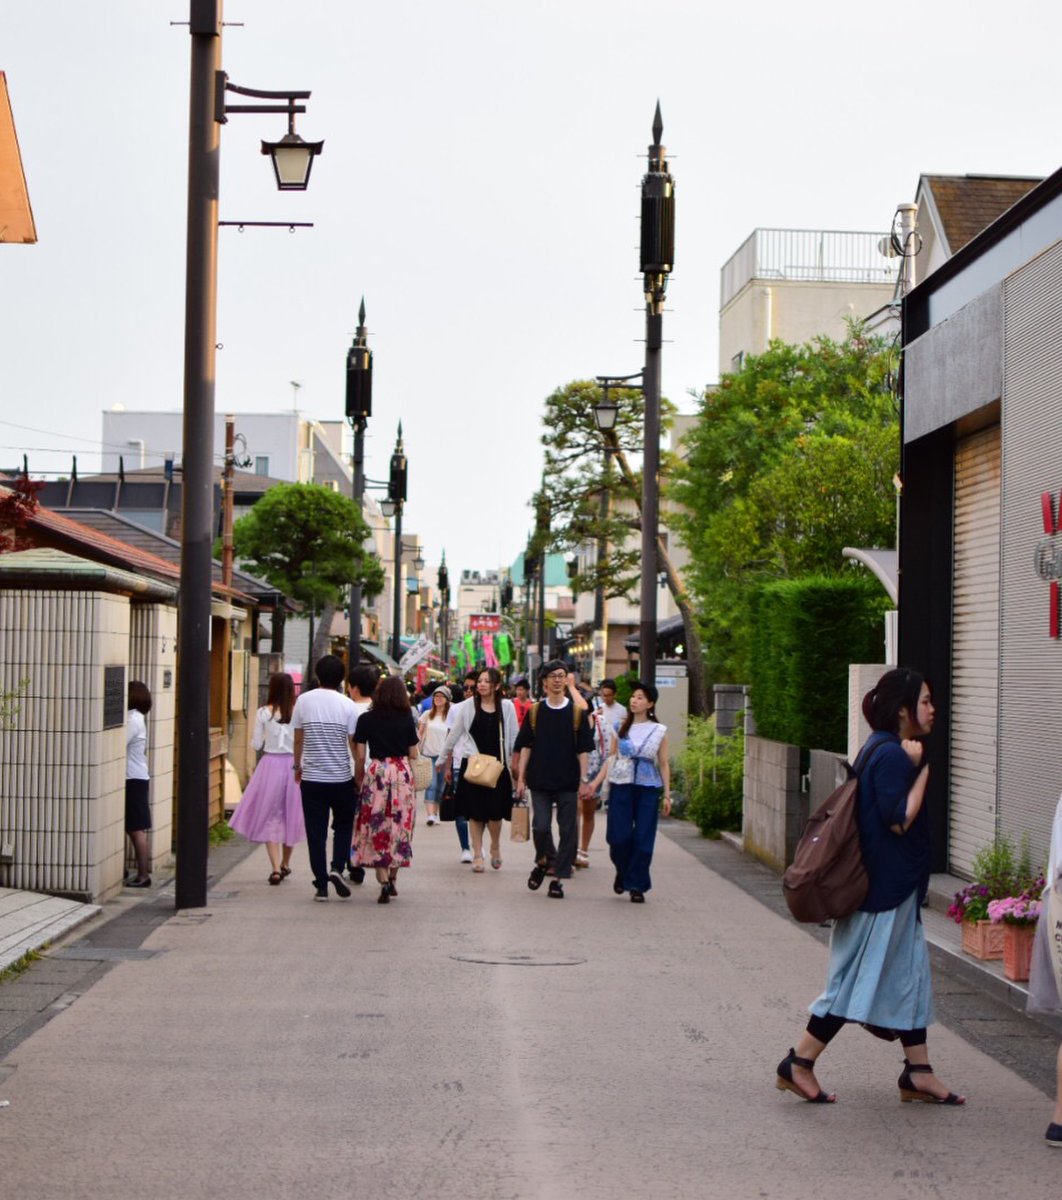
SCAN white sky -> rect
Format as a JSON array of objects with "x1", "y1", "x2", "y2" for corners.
[{"x1": 3, "y1": 0, "x2": 1062, "y2": 580}]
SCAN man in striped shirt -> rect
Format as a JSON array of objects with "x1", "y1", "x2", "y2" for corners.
[{"x1": 292, "y1": 655, "x2": 361, "y2": 901}]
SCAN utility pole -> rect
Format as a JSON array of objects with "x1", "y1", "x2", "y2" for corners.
[{"x1": 345, "y1": 298, "x2": 372, "y2": 666}]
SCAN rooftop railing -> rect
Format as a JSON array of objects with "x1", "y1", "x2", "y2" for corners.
[{"x1": 720, "y1": 228, "x2": 899, "y2": 309}]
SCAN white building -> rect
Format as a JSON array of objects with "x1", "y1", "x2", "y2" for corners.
[
  {"x1": 100, "y1": 409, "x2": 352, "y2": 492},
  {"x1": 718, "y1": 228, "x2": 899, "y2": 377}
]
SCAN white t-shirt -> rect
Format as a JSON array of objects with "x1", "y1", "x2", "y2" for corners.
[
  {"x1": 252, "y1": 706, "x2": 295, "y2": 755},
  {"x1": 420, "y1": 712, "x2": 448, "y2": 757},
  {"x1": 126, "y1": 710, "x2": 149, "y2": 781},
  {"x1": 292, "y1": 687, "x2": 360, "y2": 782}
]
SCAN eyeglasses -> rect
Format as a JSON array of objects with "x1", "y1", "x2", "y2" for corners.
[
  {"x1": 546, "y1": 671, "x2": 567, "y2": 681},
  {"x1": 464, "y1": 684, "x2": 475, "y2": 692}
]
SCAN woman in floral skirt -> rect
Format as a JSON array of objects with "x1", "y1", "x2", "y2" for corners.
[
  {"x1": 229, "y1": 672, "x2": 305, "y2": 884},
  {"x1": 353, "y1": 674, "x2": 421, "y2": 905}
]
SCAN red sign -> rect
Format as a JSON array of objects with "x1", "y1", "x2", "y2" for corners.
[
  {"x1": 1037, "y1": 491, "x2": 1062, "y2": 638},
  {"x1": 469, "y1": 613, "x2": 502, "y2": 632}
]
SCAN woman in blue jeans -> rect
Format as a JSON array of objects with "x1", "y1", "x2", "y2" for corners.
[{"x1": 590, "y1": 683, "x2": 671, "y2": 903}]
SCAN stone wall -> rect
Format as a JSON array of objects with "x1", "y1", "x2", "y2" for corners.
[{"x1": 742, "y1": 735, "x2": 803, "y2": 872}]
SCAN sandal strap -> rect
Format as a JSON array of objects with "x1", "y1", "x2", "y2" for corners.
[
  {"x1": 904, "y1": 1062, "x2": 932, "y2": 1074},
  {"x1": 791, "y1": 1053, "x2": 817, "y2": 1070}
]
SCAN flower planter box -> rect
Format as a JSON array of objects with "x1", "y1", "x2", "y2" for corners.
[
  {"x1": 961, "y1": 918, "x2": 1005, "y2": 960},
  {"x1": 1003, "y1": 923, "x2": 1036, "y2": 982}
]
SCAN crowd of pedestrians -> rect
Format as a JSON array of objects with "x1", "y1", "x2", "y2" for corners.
[{"x1": 226, "y1": 656, "x2": 670, "y2": 906}]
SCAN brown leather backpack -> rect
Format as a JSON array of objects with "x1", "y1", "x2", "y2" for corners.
[{"x1": 782, "y1": 742, "x2": 886, "y2": 923}]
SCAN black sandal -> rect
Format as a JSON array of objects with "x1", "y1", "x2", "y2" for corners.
[
  {"x1": 268, "y1": 871, "x2": 283, "y2": 886},
  {"x1": 528, "y1": 864, "x2": 546, "y2": 891},
  {"x1": 898, "y1": 1060, "x2": 965, "y2": 1105},
  {"x1": 775, "y1": 1048, "x2": 836, "y2": 1103},
  {"x1": 279, "y1": 866, "x2": 292, "y2": 879}
]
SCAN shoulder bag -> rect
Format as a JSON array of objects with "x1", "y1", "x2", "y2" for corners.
[{"x1": 464, "y1": 708, "x2": 505, "y2": 788}]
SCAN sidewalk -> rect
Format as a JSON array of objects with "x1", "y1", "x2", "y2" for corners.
[
  {"x1": 2, "y1": 819, "x2": 1060, "y2": 1199},
  {"x1": 0, "y1": 888, "x2": 99, "y2": 973}
]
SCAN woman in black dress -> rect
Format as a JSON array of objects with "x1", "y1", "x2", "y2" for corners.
[{"x1": 441, "y1": 667, "x2": 519, "y2": 872}]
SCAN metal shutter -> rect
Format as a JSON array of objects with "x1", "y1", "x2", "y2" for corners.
[
  {"x1": 999, "y1": 239, "x2": 1062, "y2": 862},
  {"x1": 949, "y1": 425, "x2": 1001, "y2": 877}
]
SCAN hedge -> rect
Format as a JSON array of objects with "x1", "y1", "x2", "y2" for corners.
[{"x1": 748, "y1": 574, "x2": 890, "y2": 751}]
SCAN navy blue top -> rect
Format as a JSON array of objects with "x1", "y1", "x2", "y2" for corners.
[{"x1": 855, "y1": 731, "x2": 931, "y2": 913}]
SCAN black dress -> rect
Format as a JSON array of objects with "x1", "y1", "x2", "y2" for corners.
[{"x1": 455, "y1": 705, "x2": 514, "y2": 823}]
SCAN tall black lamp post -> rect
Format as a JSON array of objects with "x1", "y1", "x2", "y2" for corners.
[
  {"x1": 178, "y1": 1, "x2": 322, "y2": 911},
  {"x1": 379, "y1": 425, "x2": 408, "y2": 663},
  {"x1": 637, "y1": 102, "x2": 675, "y2": 685},
  {"x1": 437, "y1": 552, "x2": 450, "y2": 671},
  {"x1": 345, "y1": 297, "x2": 372, "y2": 666}
]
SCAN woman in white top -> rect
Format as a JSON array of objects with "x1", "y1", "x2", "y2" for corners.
[
  {"x1": 1028, "y1": 793, "x2": 1062, "y2": 1146},
  {"x1": 589, "y1": 681, "x2": 671, "y2": 903},
  {"x1": 229, "y1": 673, "x2": 306, "y2": 885},
  {"x1": 418, "y1": 686, "x2": 451, "y2": 824},
  {"x1": 125, "y1": 681, "x2": 153, "y2": 887}
]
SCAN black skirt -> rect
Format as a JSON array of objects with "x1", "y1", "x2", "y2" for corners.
[
  {"x1": 455, "y1": 765, "x2": 514, "y2": 823},
  {"x1": 125, "y1": 778, "x2": 151, "y2": 832}
]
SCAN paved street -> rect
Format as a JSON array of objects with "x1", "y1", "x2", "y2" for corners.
[{"x1": 1, "y1": 819, "x2": 1059, "y2": 1200}]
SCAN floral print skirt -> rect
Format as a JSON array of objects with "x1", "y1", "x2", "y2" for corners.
[{"x1": 353, "y1": 757, "x2": 415, "y2": 869}]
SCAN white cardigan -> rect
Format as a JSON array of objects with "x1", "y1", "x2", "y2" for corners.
[{"x1": 441, "y1": 697, "x2": 519, "y2": 767}]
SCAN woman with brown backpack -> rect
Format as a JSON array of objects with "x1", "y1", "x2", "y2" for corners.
[{"x1": 775, "y1": 667, "x2": 966, "y2": 1107}]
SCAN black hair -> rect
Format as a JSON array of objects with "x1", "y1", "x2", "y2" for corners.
[
  {"x1": 540, "y1": 659, "x2": 568, "y2": 678},
  {"x1": 600, "y1": 678, "x2": 617, "y2": 691},
  {"x1": 474, "y1": 667, "x2": 503, "y2": 715},
  {"x1": 128, "y1": 680, "x2": 152, "y2": 715},
  {"x1": 619, "y1": 682, "x2": 659, "y2": 738},
  {"x1": 861, "y1": 668, "x2": 929, "y2": 735},
  {"x1": 348, "y1": 664, "x2": 379, "y2": 698},
  {"x1": 315, "y1": 655, "x2": 345, "y2": 690}
]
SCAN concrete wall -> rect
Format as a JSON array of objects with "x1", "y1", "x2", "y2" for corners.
[
  {"x1": 713, "y1": 684, "x2": 746, "y2": 737},
  {"x1": 0, "y1": 589, "x2": 129, "y2": 900},
  {"x1": 742, "y1": 734, "x2": 803, "y2": 872},
  {"x1": 847, "y1": 663, "x2": 887, "y2": 762}
]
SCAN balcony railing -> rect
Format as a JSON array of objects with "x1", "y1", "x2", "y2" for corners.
[{"x1": 720, "y1": 228, "x2": 899, "y2": 309}]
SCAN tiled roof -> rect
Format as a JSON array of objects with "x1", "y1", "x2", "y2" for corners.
[
  {"x1": 61, "y1": 509, "x2": 290, "y2": 605},
  {"x1": 1, "y1": 489, "x2": 254, "y2": 604},
  {"x1": 923, "y1": 174, "x2": 1042, "y2": 254}
]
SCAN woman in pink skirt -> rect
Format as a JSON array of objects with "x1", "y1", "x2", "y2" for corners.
[
  {"x1": 229, "y1": 673, "x2": 306, "y2": 884},
  {"x1": 353, "y1": 674, "x2": 420, "y2": 905}
]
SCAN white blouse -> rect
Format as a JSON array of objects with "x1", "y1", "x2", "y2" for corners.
[{"x1": 253, "y1": 705, "x2": 295, "y2": 755}]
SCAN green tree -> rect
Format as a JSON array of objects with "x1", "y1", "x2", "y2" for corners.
[
  {"x1": 671, "y1": 327, "x2": 898, "y2": 682},
  {"x1": 535, "y1": 380, "x2": 711, "y2": 716},
  {"x1": 232, "y1": 484, "x2": 384, "y2": 673}
]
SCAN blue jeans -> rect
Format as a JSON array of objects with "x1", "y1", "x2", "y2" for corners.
[
  {"x1": 606, "y1": 783, "x2": 660, "y2": 893},
  {"x1": 425, "y1": 756, "x2": 440, "y2": 803}
]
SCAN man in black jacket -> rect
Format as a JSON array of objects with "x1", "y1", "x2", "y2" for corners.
[{"x1": 514, "y1": 660, "x2": 595, "y2": 898}]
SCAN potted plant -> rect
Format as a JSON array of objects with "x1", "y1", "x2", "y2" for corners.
[
  {"x1": 987, "y1": 888, "x2": 1044, "y2": 982},
  {"x1": 947, "y1": 836, "x2": 1038, "y2": 961}
]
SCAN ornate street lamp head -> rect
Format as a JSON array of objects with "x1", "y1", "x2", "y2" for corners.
[
  {"x1": 640, "y1": 101, "x2": 675, "y2": 311},
  {"x1": 345, "y1": 297, "x2": 373, "y2": 421},
  {"x1": 261, "y1": 130, "x2": 324, "y2": 191}
]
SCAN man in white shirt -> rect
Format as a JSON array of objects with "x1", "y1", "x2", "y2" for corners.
[
  {"x1": 292, "y1": 655, "x2": 360, "y2": 902},
  {"x1": 577, "y1": 679, "x2": 627, "y2": 868}
]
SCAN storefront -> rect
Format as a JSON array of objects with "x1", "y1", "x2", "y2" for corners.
[{"x1": 901, "y1": 165, "x2": 1062, "y2": 875}]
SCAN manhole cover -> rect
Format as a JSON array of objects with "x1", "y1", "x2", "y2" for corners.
[{"x1": 450, "y1": 953, "x2": 586, "y2": 967}]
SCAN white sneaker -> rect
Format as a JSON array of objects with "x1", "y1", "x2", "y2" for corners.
[{"x1": 460, "y1": 849, "x2": 473, "y2": 863}]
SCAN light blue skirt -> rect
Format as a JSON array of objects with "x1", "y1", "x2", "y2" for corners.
[{"x1": 810, "y1": 889, "x2": 934, "y2": 1030}]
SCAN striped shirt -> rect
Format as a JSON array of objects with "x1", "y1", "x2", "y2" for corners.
[{"x1": 291, "y1": 688, "x2": 360, "y2": 782}]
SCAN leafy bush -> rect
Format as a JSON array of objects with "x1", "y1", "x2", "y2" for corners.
[
  {"x1": 612, "y1": 671, "x2": 641, "y2": 709},
  {"x1": 749, "y1": 574, "x2": 890, "y2": 751},
  {"x1": 947, "y1": 835, "x2": 1044, "y2": 923},
  {"x1": 679, "y1": 715, "x2": 744, "y2": 836}
]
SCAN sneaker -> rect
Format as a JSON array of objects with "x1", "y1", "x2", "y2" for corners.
[
  {"x1": 329, "y1": 873, "x2": 352, "y2": 899},
  {"x1": 630, "y1": 890, "x2": 646, "y2": 903},
  {"x1": 460, "y1": 849, "x2": 473, "y2": 863},
  {"x1": 125, "y1": 877, "x2": 151, "y2": 889},
  {"x1": 313, "y1": 886, "x2": 328, "y2": 902},
  {"x1": 1047, "y1": 1122, "x2": 1062, "y2": 1147},
  {"x1": 547, "y1": 879, "x2": 564, "y2": 899},
  {"x1": 613, "y1": 872, "x2": 625, "y2": 895}
]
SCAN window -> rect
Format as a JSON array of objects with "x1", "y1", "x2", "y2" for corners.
[{"x1": 255, "y1": 456, "x2": 269, "y2": 476}]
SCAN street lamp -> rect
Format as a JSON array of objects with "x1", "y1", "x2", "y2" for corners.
[
  {"x1": 637, "y1": 101, "x2": 675, "y2": 684},
  {"x1": 437, "y1": 551, "x2": 450, "y2": 671},
  {"x1": 346, "y1": 297, "x2": 372, "y2": 666},
  {"x1": 387, "y1": 425, "x2": 408, "y2": 662},
  {"x1": 177, "y1": 2, "x2": 323, "y2": 910}
]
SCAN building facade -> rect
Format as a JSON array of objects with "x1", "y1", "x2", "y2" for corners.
[{"x1": 901, "y1": 164, "x2": 1062, "y2": 877}]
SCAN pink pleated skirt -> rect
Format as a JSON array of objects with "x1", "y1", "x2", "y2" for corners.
[{"x1": 229, "y1": 752, "x2": 306, "y2": 845}]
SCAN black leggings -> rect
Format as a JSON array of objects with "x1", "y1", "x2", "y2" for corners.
[{"x1": 807, "y1": 1012, "x2": 927, "y2": 1049}]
